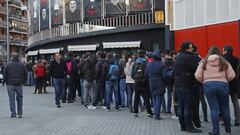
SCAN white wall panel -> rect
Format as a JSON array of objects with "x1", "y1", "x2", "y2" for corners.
[
  {"x1": 206, "y1": 0, "x2": 217, "y2": 24},
  {"x1": 218, "y1": 0, "x2": 230, "y2": 22},
  {"x1": 174, "y1": 0, "x2": 185, "y2": 29},
  {"x1": 230, "y1": 0, "x2": 240, "y2": 20},
  {"x1": 194, "y1": 0, "x2": 205, "y2": 26},
  {"x1": 185, "y1": 0, "x2": 194, "y2": 27}
]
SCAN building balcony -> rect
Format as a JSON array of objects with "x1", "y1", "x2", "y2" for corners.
[
  {"x1": 10, "y1": 27, "x2": 27, "y2": 35},
  {"x1": 10, "y1": 39, "x2": 28, "y2": 46},
  {"x1": 0, "y1": 35, "x2": 7, "y2": 42},
  {"x1": 0, "y1": 21, "x2": 7, "y2": 28},
  {"x1": 9, "y1": 0, "x2": 21, "y2": 9},
  {"x1": 9, "y1": 13, "x2": 28, "y2": 23},
  {"x1": 0, "y1": 6, "x2": 7, "y2": 14}
]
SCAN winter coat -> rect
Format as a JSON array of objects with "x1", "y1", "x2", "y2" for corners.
[
  {"x1": 195, "y1": 54, "x2": 235, "y2": 84},
  {"x1": 173, "y1": 50, "x2": 198, "y2": 88},
  {"x1": 145, "y1": 60, "x2": 165, "y2": 95}
]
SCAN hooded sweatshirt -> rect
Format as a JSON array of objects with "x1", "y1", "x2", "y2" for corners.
[{"x1": 195, "y1": 54, "x2": 235, "y2": 83}]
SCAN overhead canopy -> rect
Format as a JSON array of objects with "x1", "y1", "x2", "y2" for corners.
[
  {"x1": 102, "y1": 41, "x2": 141, "y2": 49},
  {"x1": 39, "y1": 48, "x2": 61, "y2": 54},
  {"x1": 27, "y1": 51, "x2": 39, "y2": 56},
  {"x1": 68, "y1": 44, "x2": 98, "y2": 51}
]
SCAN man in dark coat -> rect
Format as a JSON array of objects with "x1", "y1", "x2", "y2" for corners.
[
  {"x1": 145, "y1": 51, "x2": 165, "y2": 120},
  {"x1": 174, "y1": 42, "x2": 202, "y2": 133},
  {"x1": 223, "y1": 45, "x2": 240, "y2": 126},
  {"x1": 4, "y1": 52, "x2": 27, "y2": 118}
]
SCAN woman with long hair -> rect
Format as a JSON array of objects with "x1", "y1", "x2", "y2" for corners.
[{"x1": 195, "y1": 46, "x2": 235, "y2": 135}]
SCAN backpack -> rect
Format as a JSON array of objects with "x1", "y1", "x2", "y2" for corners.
[
  {"x1": 162, "y1": 65, "x2": 174, "y2": 83},
  {"x1": 66, "y1": 61, "x2": 73, "y2": 75},
  {"x1": 133, "y1": 62, "x2": 145, "y2": 83},
  {"x1": 108, "y1": 64, "x2": 120, "y2": 81}
]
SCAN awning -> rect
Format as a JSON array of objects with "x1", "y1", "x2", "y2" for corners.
[
  {"x1": 68, "y1": 44, "x2": 98, "y2": 51},
  {"x1": 102, "y1": 41, "x2": 141, "y2": 49},
  {"x1": 27, "y1": 51, "x2": 39, "y2": 56},
  {"x1": 39, "y1": 48, "x2": 61, "y2": 54}
]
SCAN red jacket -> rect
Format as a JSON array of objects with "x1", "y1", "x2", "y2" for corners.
[{"x1": 35, "y1": 64, "x2": 46, "y2": 78}]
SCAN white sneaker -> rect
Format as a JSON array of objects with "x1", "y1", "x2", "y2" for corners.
[
  {"x1": 88, "y1": 105, "x2": 96, "y2": 109},
  {"x1": 171, "y1": 116, "x2": 178, "y2": 120},
  {"x1": 102, "y1": 106, "x2": 107, "y2": 110}
]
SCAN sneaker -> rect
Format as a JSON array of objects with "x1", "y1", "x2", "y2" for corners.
[
  {"x1": 171, "y1": 116, "x2": 178, "y2": 120},
  {"x1": 57, "y1": 105, "x2": 61, "y2": 108},
  {"x1": 105, "y1": 109, "x2": 111, "y2": 112},
  {"x1": 102, "y1": 106, "x2": 107, "y2": 110},
  {"x1": 147, "y1": 113, "x2": 154, "y2": 118},
  {"x1": 186, "y1": 127, "x2": 202, "y2": 133},
  {"x1": 88, "y1": 105, "x2": 96, "y2": 109},
  {"x1": 208, "y1": 131, "x2": 220, "y2": 135},
  {"x1": 234, "y1": 122, "x2": 240, "y2": 126},
  {"x1": 10, "y1": 115, "x2": 16, "y2": 118},
  {"x1": 18, "y1": 115, "x2": 22, "y2": 118},
  {"x1": 225, "y1": 128, "x2": 231, "y2": 135},
  {"x1": 134, "y1": 113, "x2": 138, "y2": 117}
]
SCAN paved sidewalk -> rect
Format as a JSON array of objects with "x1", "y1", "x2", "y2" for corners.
[{"x1": 0, "y1": 86, "x2": 239, "y2": 135}]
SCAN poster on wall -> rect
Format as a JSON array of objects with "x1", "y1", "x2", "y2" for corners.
[
  {"x1": 51, "y1": 0, "x2": 63, "y2": 27},
  {"x1": 40, "y1": 0, "x2": 50, "y2": 30},
  {"x1": 30, "y1": 0, "x2": 40, "y2": 34},
  {"x1": 129, "y1": 0, "x2": 151, "y2": 13},
  {"x1": 84, "y1": 0, "x2": 102, "y2": 20},
  {"x1": 105, "y1": 0, "x2": 126, "y2": 16},
  {"x1": 65, "y1": 0, "x2": 81, "y2": 23}
]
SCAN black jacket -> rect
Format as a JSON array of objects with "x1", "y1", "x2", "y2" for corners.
[
  {"x1": 95, "y1": 59, "x2": 107, "y2": 82},
  {"x1": 174, "y1": 50, "x2": 198, "y2": 88},
  {"x1": 49, "y1": 59, "x2": 67, "y2": 79},
  {"x1": 4, "y1": 61, "x2": 27, "y2": 86},
  {"x1": 80, "y1": 58, "x2": 96, "y2": 82},
  {"x1": 223, "y1": 53, "x2": 239, "y2": 94}
]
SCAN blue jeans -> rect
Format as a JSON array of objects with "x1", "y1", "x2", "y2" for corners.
[
  {"x1": 119, "y1": 79, "x2": 126, "y2": 107},
  {"x1": 166, "y1": 84, "x2": 173, "y2": 113},
  {"x1": 127, "y1": 83, "x2": 134, "y2": 107},
  {"x1": 203, "y1": 81, "x2": 231, "y2": 132},
  {"x1": 52, "y1": 78, "x2": 65, "y2": 105},
  {"x1": 105, "y1": 80, "x2": 119, "y2": 110},
  {"x1": 7, "y1": 85, "x2": 23, "y2": 116},
  {"x1": 152, "y1": 95, "x2": 163, "y2": 119},
  {"x1": 27, "y1": 71, "x2": 34, "y2": 86},
  {"x1": 176, "y1": 86, "x2": 194, "y2": 130}
]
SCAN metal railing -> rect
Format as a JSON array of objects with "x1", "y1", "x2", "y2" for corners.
[
  {"x1": 0, "y1": 21, "x2": 7, "y2": 28},
  {"x1": 29, "y1": 12, "x2": 164, "y2": 45},
  {"x1": 0, "y1": 6, "x2": 7, "y2": 14},
  {"x1": 0, "y1": 35, "x2": 7, "y2": 41}
]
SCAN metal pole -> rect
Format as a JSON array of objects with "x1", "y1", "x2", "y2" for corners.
[{"x1": 6, "y1": 0, "x2": 10, "y2": 63}]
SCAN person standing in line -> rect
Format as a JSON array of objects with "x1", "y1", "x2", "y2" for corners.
[
  {"x1": 131, "y1": 50, "x2": 153, "y2": 118},
  {"x1": 49, "y1": 53, "x2": 67, "y2": 108},
  {"x1": 174, "y1": 42, "x2": 202, "y2": 133},
  {"x1": 102, "y1": 53, "x2": 120, "y2": 111},
  {"x1": 145, "y1": 51, "x2": 165, "y2": 120},
  {"x1": 222, "y1": 45, "x2": 240, "y2": 126},
  {"x1": 119, "y1": 51, "x2": 127, "y2": 108},
  {"x1": 4, "y1": 52, "x2": 27, "y2": 118},
  {"x1": 195, "y1": 46, "x2": 235, "y2": 135}
]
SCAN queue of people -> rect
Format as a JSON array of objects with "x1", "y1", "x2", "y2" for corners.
[{"x1": 2, "y1": 42, "x2": 240, "y2": 135}]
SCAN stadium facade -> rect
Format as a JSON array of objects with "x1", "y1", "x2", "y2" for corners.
[{"x1": 27, "y1": 0, "x2": 170, "y2": 58}]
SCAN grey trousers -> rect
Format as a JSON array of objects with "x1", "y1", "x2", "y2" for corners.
[{"x1": 83, "y1": 80, "x2": 96, "y2": 106}]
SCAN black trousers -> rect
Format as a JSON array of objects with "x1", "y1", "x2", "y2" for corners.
[
  {"x1": 134, "y1": 83, "x2": 153, "y2": 114},
  {"x1": 36, "y1": 77, "x2": 44, "y2": 94},
  {"x1": 192, "y1": 86, "x2": 201, "y2": 126}
]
